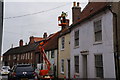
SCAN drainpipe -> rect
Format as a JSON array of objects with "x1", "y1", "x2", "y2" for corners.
[
  {"x1": 57, "y1": 47, "x2": 59, "y2": 79},
  {"x1": 108, "y1": 6, "x2": 120, "y2": 80}
]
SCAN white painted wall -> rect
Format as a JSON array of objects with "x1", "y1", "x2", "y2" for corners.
[{"x1": 70, "y1": 10, "x2": 116, "y2": 78}]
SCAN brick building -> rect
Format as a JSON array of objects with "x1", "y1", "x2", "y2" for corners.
[{"x1": 3, "y1": 36, "x2": 44, "y2": 68}]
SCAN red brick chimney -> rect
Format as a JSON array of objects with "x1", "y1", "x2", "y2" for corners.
[
  {"x1": 19, "y1": 39, "x2": 23, "y2": 47},
  {"x1": 29, "y1": 36, "x2": 34, "y2": 44},
  {"x1": 72, "y1": 2, "x2": 81, "y2": 24}
]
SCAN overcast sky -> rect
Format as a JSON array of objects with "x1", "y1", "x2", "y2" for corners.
[{"x1": 2, "y1": 0, "x2": 88, "y2": 54}]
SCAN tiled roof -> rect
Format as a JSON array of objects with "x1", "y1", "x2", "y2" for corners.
[
  {"x1": 33, "y1": 37, "x2": 44, "y2": 42},
  {"x1": 71, "y1": 2, "x2": 109, "y2": 27},
  {"x1": 43, "y1": 31, "x2": 61, "y2": 51},
  {"x1": 59, "y1": 27, "x2": 70, "y2": 37},
  {"x1": 3, "y1": 42, "x2": 40, "y2": 55}
]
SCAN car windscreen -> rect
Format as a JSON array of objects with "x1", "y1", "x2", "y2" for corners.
[
  {"x1": 2, "y1": 66, "x2": 10, "y2": 70},
  {"x1": 15, "y1": 66, "x2": 34, "y2": 72}
]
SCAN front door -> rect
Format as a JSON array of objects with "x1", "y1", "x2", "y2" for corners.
[
  {"x1": 68, "y1": 60, "x2": 70, "y2": 78},
  {"x1": 83, "y1": 55, "x2": 87, "y2": 78}
]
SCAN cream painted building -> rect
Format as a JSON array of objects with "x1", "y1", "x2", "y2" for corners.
[{"x1": 58, "y1": 28, "x2": 71, "y2": 78}]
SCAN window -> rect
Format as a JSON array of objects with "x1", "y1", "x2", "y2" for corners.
[
  {"x1": 17, "y1": 55, "x2": 19, "y2": 61},
  {"x1": 23, "y1": 54, "x2": 25, "y2": 60},
  {"x1": 61, "y1": 37, "x2": 65, "y2": 50},
  {"x1": 74, "y1": 56, "x2": 79, "y2": 73},
  {"x1": 74, "y1": 30, "x2": 79, "y2": 47},
  {"x1": 95, "y1": 55, "x2": 104, "y2": 78},
  {"x1": 94, "y1": 20, "x2": 102, "y2": 42},
  {"x1": 28, "y1": 53, "x2": 29, "y2": 59},
  {"x1": 61, "y1": 59, "x2": 64, "y2": 73},
  {"x1": 13, "y1": 55, "x2": 17, "y2": 60},
  {"x1": 8, "y1": 55, "x2": 11, "y2": 60},
  {"x1": 31, "y1": 53, "x2": 32, "y2": 59},
  {"x1": 21, "y1": 55, "x2": 22, "y2": 60},
  {"x1": 51, "y1": 50, "x2": 54, "y2": 58},
  {"x1": 26, "y1": 53, "x2": 27, "y2": 59}
]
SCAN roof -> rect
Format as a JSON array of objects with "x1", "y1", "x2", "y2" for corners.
[
  {"x1": 43, "y1": 31, "x2": 61, "y2": 51},
  {"x1": 3, "y1": 42, "x2": 40, "y2": 56},
  {"x1": 71, "y1": 2, "x2": 110, "y2": 28},
  {"x1": 59, "y1": 27, "x2": 70, "y2": 37},
  {"x1": 33, "y1": 37, "x2": 44, "y2": 42}
]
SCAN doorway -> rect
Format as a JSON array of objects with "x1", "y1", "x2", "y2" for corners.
[
  {"x1": 67, "y1": 60, "x2": 70, "y2": 78},
  {"x1": 83, "y1": 55, "x2": 87, "y2": 78}
]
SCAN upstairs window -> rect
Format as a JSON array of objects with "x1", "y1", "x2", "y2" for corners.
[
  {"x1": 51, "y1": 50, "x2": 54, "y2": 58},
  {"x1": 61, "y1": 37, "x2": 65, "y2": 50},
  {"x1": 17, "y1": 55, "x2": 19, "y2": 61},
  {"x1": 13, "y1": 55, "x2": 17, "y2": 60},
  {"x1": 8, "y1": 55, "x2": 11, "y2": 60},
  {"x1": 94, "y1": 20, "x2": 102, "y2": 42},
  {"x1": 74, "y1": 30, "x2": 79, "y2": 47}
]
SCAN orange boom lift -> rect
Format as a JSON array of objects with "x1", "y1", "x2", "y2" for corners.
[{"x1": 38, "y1": 40, "x2": 53, "y2": 79}]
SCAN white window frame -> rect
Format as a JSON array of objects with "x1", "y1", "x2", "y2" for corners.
[
  {"x1": 74, "y1": 56, "x2": 79, "y2": 73},
  {"x1": 13, "y1": 55, "x2": 16, "y2": 60},
  {"x1": 17, "y1": 54, "x2": 19, "y2": 61},
  {"x1": 94, "y1": 54, "x2": 104, "y2": 78},
  {"x1": 31, "y1": 52, "x2": 32, "y2": 59},
  {"x1": 8, "y1": 55, "x2": 11, "y2": 60},
  {"x1": 94, "y1": 19, "x2": 102, "y2": 42},
  {"x1": 61, "y1": 59, "x2": 64, "y2": 74},
  {"x1": 51, "y1": 50, "x2": 54, "y2": 58},
  {"x1": 74, "y1": 29, "x2": 79, "y2": 47}
]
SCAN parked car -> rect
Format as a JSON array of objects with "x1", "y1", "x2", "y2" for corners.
[
  {"x1": 1, "y1": 66, "x2": 10, "y2": 75},
  {"x1": 8, "y1": 64, "x2": 38, "y2": 80}
]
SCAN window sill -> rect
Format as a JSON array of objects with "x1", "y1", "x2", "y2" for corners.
[
  {"x1": 74, "y1": 46, "x2": 79, "y2": 49},
  {"x1": 74, "y1": 73, "x2": 80, "y2": 78},
  {"x1": 61, "y1": 49, "x2": 64, "y2": 51},
  {"x1": 61, "y1": 72, "x2": 64, "y2": 75},
  {"x1": 93, "y1": 41, "x2": 102, "y2": 45}
]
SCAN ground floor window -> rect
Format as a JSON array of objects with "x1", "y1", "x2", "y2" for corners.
[
  {"x1": 61, "y1": 59, "x2": 64, "y2": 73},
  {"x1": 95, "y1": 54, "x2": 104, "y2": 78},
  {"x1": 74, "y1": 56, "x2": 79, "y2": 73}
]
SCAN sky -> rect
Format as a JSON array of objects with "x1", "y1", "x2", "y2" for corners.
[{"x1": 2, "y1": 0, "x2": 88, "y2": 54}]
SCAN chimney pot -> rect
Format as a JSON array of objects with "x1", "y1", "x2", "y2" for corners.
[
  {"x1": 43, "y1": 32, "x2": 47, "y2": 39},
  {"x1": 19, "y1": 39, "x2": 23, "y2": 46},
  {"x1": 77, "y1": 2, "x2": 79, "y2": 7},
  {"x1": 73, "y1": 2, "x2": 76, "y2": 7},
  {"x1": 29, "y1": 36, "x2": 34, "y2": 44}
]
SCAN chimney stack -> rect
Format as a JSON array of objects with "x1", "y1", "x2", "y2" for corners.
[
  {"x1": 72, "y1": 2, "x2": 81, "y2": 24},
  {"x1": 77, "y1": 2, "x2": 79, "y2": 7},
  {"x1": 43, "y1": 32, "x2": 47, "y2": 39},
  {"x1": 29, "y1": 36, "x2": 34, "y2": 44},
  {"x1": 73, "y1": 2, "x2": 76, "y2": 6},
  {"x1": 19, "y1": 39, "x2": 23, "y2": 47}
]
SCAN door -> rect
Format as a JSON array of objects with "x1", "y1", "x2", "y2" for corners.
[
  {"x1": 68, "y1": 60, "x2": 70, "y2": 78},
  {"x1": 83, "y1": 55, "x2": 87, "y2": 78}
]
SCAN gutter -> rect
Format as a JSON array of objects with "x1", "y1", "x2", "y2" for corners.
[{"x1": 108, "y1": 6, "x2": 120, "y2": 80}]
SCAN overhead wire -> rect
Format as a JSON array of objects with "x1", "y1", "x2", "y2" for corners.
[
  {"x1": 3, "y1": 2, "x2": 87, "y2": 19},
  {"x1": 4, "y1": 2, "x2": 72, "y2": 19}
]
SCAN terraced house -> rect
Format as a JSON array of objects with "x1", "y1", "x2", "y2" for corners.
[
  {"x1": 3, "y1": 36, "x2": 45, "y2": 68},
  {"x1": 70, "y1": 2, "x2": 120, "y2": 79}
]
